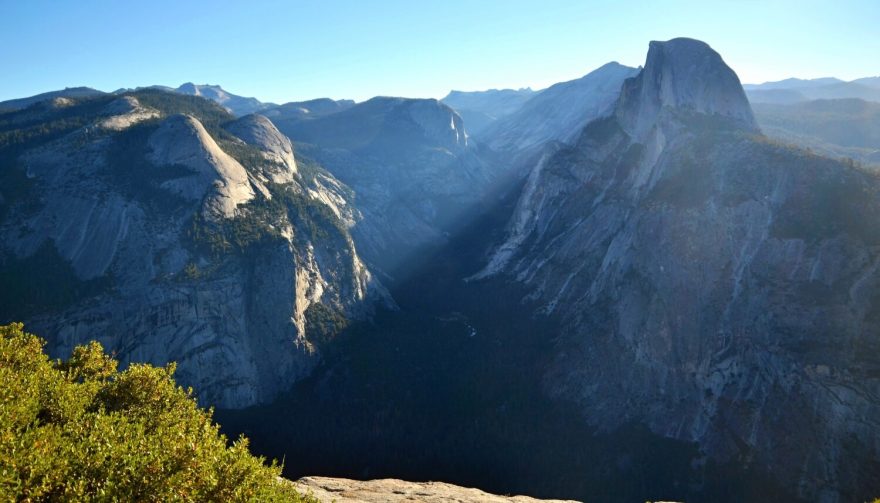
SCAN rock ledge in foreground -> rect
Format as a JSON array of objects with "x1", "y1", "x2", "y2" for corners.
[{"x1": 293, "y1": 476, "x2": 581, "y2": 503}]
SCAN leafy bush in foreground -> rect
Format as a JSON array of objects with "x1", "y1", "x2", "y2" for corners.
[{"x1": 0, "y1": 323, "x2": 315, "y2": 502}]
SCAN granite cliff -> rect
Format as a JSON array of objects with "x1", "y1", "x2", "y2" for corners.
[
  {"x1": 478, "y1": 38, "x2": 880, "y2": 502},
  {"x1": 0, "y1": 90, "x2": 386, "y2": 408}
]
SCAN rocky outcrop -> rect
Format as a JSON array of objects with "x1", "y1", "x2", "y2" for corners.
[
  {"x1": 293, "y1": 477, "x2": 580, "y2": 503},
  {"x1": 479, "y1": 38, "x2": 880, "y2": 502},
  {"x1": 0, "y1": 92, "x2": 384, "y2": 408}
]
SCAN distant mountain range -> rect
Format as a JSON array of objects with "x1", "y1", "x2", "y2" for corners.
[
  {"x1": 5, "y1": 72, "x2": 879, "y2": 122},
  {"x1": 0, "y1": 86, "x2": 106, "y2": 111},
  {"x1": 744, "y1": 76, "x2": 880, "y2": 104},
  {"x1": 111, "y1": 83, "x2": 275, "y2": 116},
  {"x1": 0, "y1": 83, "x2": 273, "y2": 117}
]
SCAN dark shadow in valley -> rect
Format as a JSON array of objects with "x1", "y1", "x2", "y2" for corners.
[{"x1": 216, "y1": 175, "x2": 800, "y2": 503}]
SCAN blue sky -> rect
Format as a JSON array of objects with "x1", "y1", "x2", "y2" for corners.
[{"x1": 1, "y1": 0, "x2": 878, "y2": 103}]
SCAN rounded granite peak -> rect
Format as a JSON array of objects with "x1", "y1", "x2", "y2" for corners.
[
  {"x1": 223, "y1": 113, "x2": 298, "y2": 183},
  {"x1": 648, "y1": 36, "x2": 713, "y2": 51},
  {"x1": 617, "y1": 37, "x2": 757, "y2": 137},
  {"x1": 224, "y1": 113, "x2": 285, "y2": 145},
  {"x1": 149, "y1": 113, "x2": 255, "y2": 218}
]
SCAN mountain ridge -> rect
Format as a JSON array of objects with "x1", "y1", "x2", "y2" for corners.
[
  {"x1": 746, "y1": 78, "x2": 880, "y2": 104},
  {"x1": 479, "y1": 61, "x2": 639, "y2": 155}
]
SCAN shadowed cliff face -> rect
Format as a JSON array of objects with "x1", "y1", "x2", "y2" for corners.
[
  {"x1": 0, "y1": 93, "x2": 386, "y2": 408},
  {"x1": 479, "y1": 38, "x2": 880, "y2": 502}
]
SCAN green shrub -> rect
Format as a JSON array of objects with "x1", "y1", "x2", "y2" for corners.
[{"x1": 0, "y1": 323, "x2": 316, "y2": 502}]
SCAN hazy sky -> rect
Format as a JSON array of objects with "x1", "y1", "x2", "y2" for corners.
[{"x1": 2, "y1": 0, "x2": 878, "y2": 103}]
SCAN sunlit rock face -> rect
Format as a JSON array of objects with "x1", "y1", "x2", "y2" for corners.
[
  {"x1": 98, "y1": 96, "x2": 160, "y2": 131},
  {"x1": 223, "y1": 113, "x2": 298, "y2": 184},
  {"x1": 480, "y1": 38, "x2": 880, "y2": 502},
  {"x1": 0, "y1": 93, "x2": 385, "y2": 408},
  {"x1": 148, "y1": 114, "x2": 256, "y2": 218}
]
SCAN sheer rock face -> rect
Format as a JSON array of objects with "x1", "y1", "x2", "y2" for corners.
[
  {"x1": 293, "y1": 477, "x2": 581, "y2": 503},
  {"x1": 481, "y1": 39, "x2": 880, "y2": 502},
  {"x1": 616, "y1": 38, "x2": 757, "y2": 140},
  {"x1": 0, "y1": 97, "x2": 384, "y2": 408}
]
